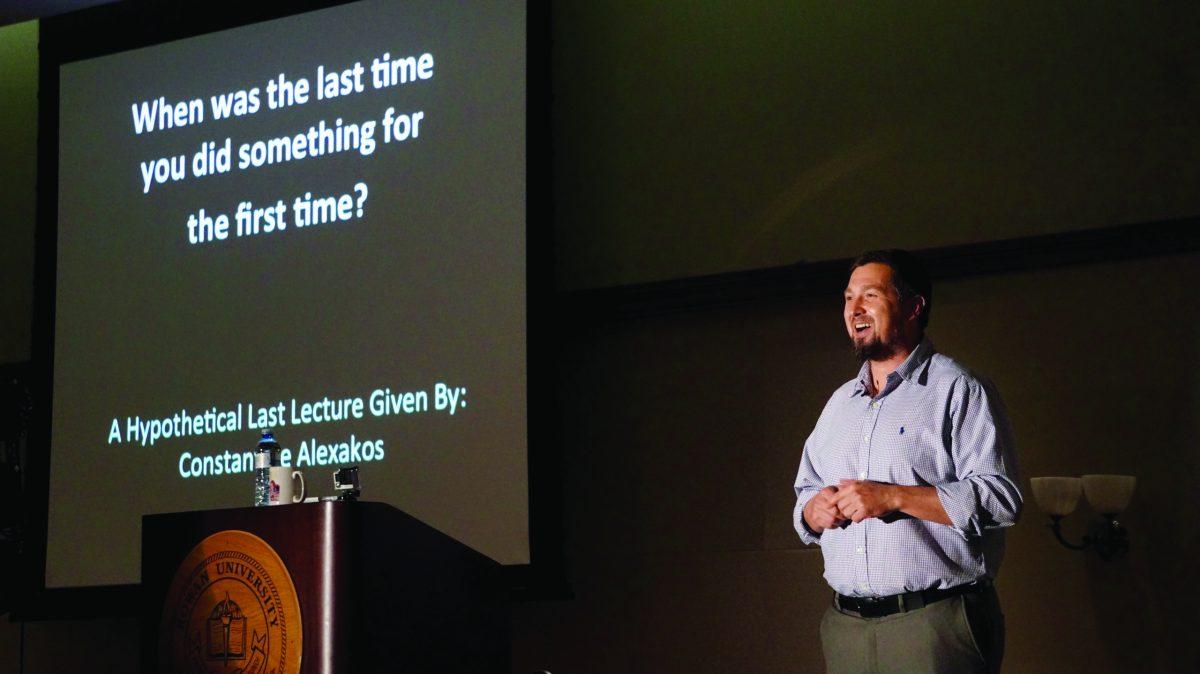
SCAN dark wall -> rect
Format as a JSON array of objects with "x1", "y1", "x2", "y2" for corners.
[
  {"x1": 551, "y1": 2, "x2": 1200, "y2": 290},
  {"x1": 0, "y1": 21, "x2": 36, "y2": 364},
  {"x1": 3, "y1": 2, "x2": 1200, "y2": 672},
  {"x1": 512, "y1": 252, "x2": 1199, "y2": 673},
  {"x1": 4, "y1": 254, "x2": 1196, "y2": 672}
]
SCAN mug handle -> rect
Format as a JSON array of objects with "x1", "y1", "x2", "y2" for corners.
[{"x1": 292, "y1": 470, "x2": 306, "y2": 503}]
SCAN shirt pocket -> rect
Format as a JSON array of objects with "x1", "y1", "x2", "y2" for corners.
[{"x1": 868, "y1": 417, "x2": 948, "y2": 485}]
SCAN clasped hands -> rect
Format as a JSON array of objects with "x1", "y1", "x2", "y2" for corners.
[{"x1": 803, "y1": 479, "x2": 899, "y2": 534}]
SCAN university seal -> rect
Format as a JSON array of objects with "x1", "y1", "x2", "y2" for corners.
[{"x1": 159, "y1": 530, "x2": 302, "y2": 674}]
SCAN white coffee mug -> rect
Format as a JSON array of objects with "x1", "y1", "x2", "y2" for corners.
[{"x1": 268, "y1": 466, "x2": 306, "y2": 505}]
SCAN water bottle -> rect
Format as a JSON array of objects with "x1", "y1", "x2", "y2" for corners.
[{"x1": 253, "y1": 430, "x2": 282, "y2": 506}]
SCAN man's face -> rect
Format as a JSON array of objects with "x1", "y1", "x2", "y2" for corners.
[{"x1": 843, "y1": 262, "x2": 907, "y2": 361}]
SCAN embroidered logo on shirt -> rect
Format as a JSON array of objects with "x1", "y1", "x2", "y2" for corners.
[{"x1": 899, "y1": 426, "x2": 905, "y2": 434}]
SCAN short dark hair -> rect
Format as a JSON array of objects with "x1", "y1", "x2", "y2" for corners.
[{"x1": 850, "y1": 249, "x2": 932, "y2": 329}]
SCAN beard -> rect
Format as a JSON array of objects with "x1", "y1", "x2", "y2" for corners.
[{"x1": 852, "y1": 335, "x2": 897, "y2": 362}]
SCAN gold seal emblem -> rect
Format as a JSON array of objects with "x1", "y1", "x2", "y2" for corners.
[{"x1": 159, "y1": 530, "x2": 302, "y2": 674}]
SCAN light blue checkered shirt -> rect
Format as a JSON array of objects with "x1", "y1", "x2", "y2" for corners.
[{"x1": 793, "y1": 339, "x2": 1022, "y2": 597}]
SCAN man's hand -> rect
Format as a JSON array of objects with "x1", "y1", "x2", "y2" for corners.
[
  {"x1": 833, "y1": 479, "x2": 900, "y2": 523},
  {"x1": 803, "y1": 486, "x2": 847, "y2": 534}
]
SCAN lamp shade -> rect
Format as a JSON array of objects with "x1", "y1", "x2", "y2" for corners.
[
  {"x1": 1030, "y1": 477, "x2": 1083, "y2": 516},
  {"x1": 1081, "y1": 474, "x2": 1136, "y2": 515}
]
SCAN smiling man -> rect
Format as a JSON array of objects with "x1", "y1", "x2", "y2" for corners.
[{"x1": 793, "y1": 249, "x2": 1022, "y2": 674}]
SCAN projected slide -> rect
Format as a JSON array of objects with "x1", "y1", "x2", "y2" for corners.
[{"x1": 48, "y1": 0, "x2": 527, "y2": 587}]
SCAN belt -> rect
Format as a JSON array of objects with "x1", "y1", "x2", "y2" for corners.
[{"x1": 835, "y1": 580, "x2": 990, "y2": 618}]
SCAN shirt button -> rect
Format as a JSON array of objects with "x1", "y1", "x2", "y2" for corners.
[
  {"x1": 863, "y1": 434, "x2": 870, "y2": 442},
  {"x1": 856, "y1": 547, "x2": 865, "y2": 554},
  {"x1": 859, "y1": 471, "x2": 867, "y2": 480},
  {"x1": 872, "y1": 401, "x2": 880, "y2": 408}
]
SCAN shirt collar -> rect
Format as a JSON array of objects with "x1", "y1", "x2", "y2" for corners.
[{"x1": 849, "y1": 338, "x2": 936, "y2": 397}]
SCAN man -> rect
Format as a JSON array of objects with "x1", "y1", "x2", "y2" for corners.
[{"x1": 793, "y1": 249, "x2": 1021, "y2": 673}]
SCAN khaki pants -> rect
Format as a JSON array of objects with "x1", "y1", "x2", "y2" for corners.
[{"x1": 820, "y1": 586, "x2": 1004, "y2": 674}]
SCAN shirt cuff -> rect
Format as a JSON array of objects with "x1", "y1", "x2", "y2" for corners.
[
  {"x1": 793, "y1": 491, "x2": 823, "y2": 545},
  {"x1": 936, "y1": 480, "x2": 981, "y2": 540}
]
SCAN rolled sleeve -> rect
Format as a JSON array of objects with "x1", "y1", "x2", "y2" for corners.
[
  {"x1": 793, "y1": 432, "x2": 826, "y2": 546},
  {"x1": 938, "y1": 377, "x2": 1023, "y2": 540},
  {"x1": 793, "y1": 486, "x2": 822, "y2": 545}
]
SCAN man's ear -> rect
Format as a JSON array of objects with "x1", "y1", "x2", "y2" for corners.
[{"x1": 908, "y1": 295, "x2": 926, "y2": 324}]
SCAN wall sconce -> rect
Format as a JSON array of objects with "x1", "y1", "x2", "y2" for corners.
[{"x1": 1029, "y1": 475, "x2": 1136, "y2": 560}]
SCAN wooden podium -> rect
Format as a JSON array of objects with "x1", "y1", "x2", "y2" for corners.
[{"x1": 140, "y1": 501, "x2": 509, "y2": 673}]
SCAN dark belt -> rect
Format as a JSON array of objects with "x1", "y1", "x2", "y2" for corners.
[{"x1": 835, "y1": 580, "x2": 990, "y2": 618}]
